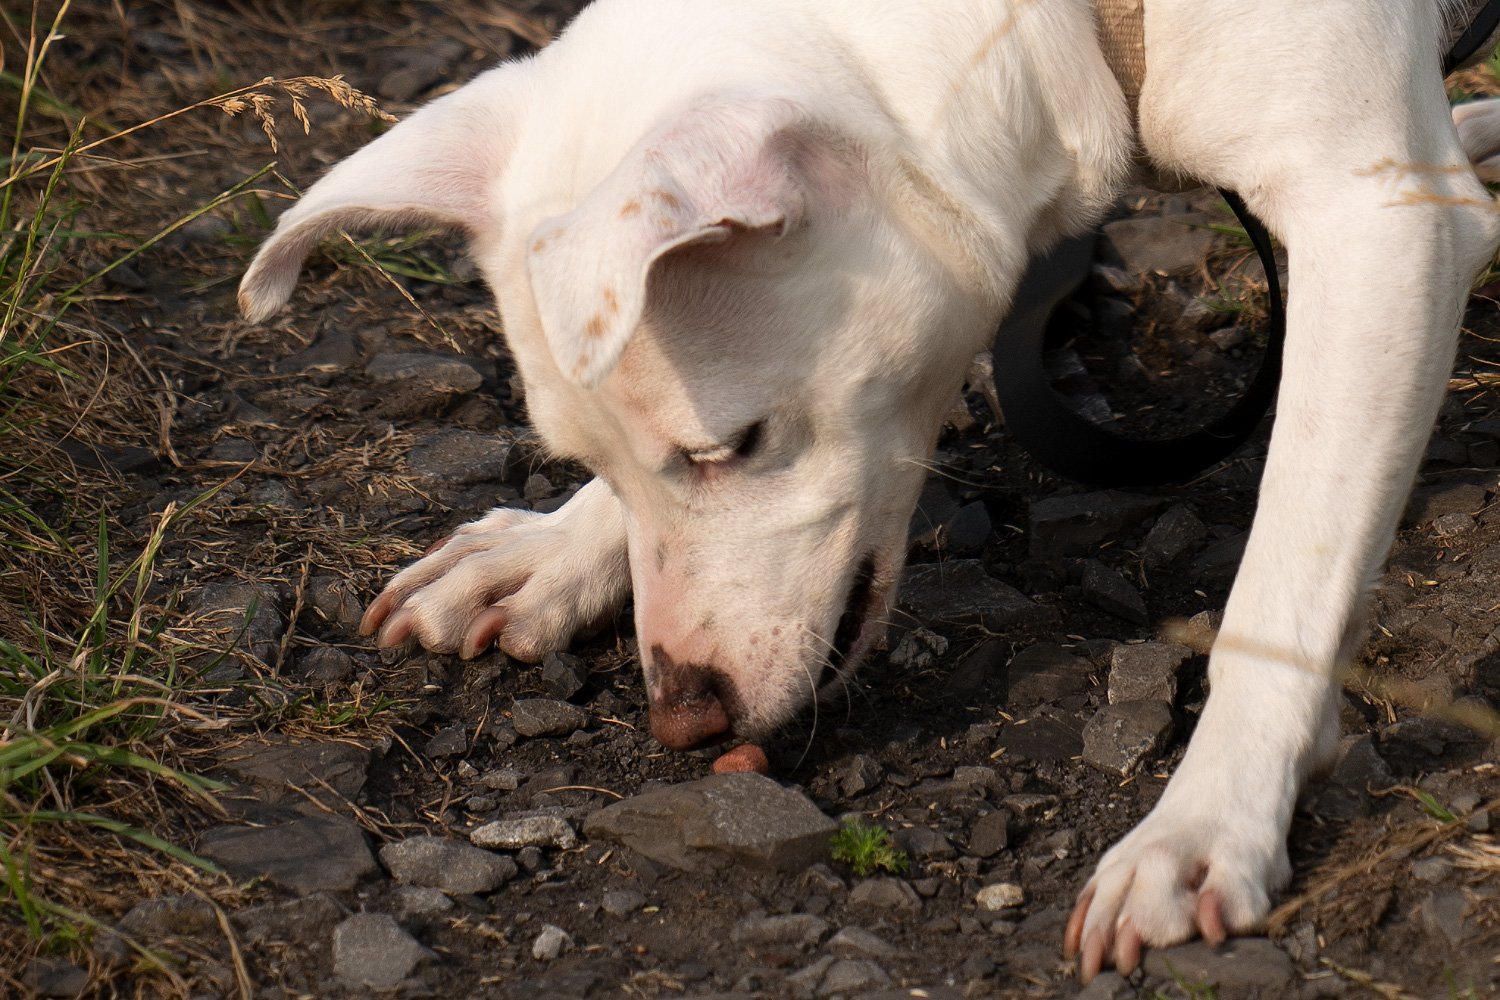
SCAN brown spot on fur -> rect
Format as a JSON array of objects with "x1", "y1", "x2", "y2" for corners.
[
  {"x1": 620, "y1": 199, "x2": 641, "y2": 218},
  {"x1": 602, "y1": 287, "x2": 619, "y2": 315},
  {"x1": 532, "y1": 236, "x2": 548, "y2": 253},
  {"x1": 584, "y1": 313, "x2": 608, "y2": 339},
  {"x1": 651, "y1": 189, "x2": 681, "y2": 209}
]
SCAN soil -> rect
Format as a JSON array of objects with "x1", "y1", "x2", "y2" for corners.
[{"x1": 10, "y1": 3, "x2": 1500, "y2": 999}]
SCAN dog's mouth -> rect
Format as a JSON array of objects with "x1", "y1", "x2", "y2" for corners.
[{"x1": 819, "y1": 553, "x2": 880, "y2": 688}]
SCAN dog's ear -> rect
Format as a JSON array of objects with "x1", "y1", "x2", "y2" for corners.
[
  {"x1": 528, "y1": 99, "x2": 848, "y2": 388},
  {"x1": 238, "y1": 62, "x2": 535, "y2": 323}
]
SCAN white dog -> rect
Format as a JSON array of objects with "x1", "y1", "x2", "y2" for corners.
[{"x1": 240, "y1": 0, "x2": 1500, "y2": 981}]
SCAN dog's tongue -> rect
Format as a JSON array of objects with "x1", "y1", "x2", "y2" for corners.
[{"x1": 713, "y1": 743, "x2": 769, "y2": 774}]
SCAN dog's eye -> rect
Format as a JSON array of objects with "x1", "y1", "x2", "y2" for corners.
[{"x1": 683, "y1": 421, "x2": 763, "y2": 466}]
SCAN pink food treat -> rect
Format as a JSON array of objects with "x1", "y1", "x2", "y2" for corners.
[{"x1": 713, "y1": 743, "x2": 770, "y2": 774}]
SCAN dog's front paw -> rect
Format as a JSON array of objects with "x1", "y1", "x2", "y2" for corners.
[
  {"x1": 360, "y1": 478, "x2": 630, "y2": 660},
  {"x1": 1063, "y1": 791, "x2": 1290, "y2": 982}
]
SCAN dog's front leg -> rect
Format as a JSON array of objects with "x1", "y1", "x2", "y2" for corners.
[
  {"x1": 361, "y1": 477, "x2": 631, "y2": 662},
  {"x1": 1066, "y1": 0, "x2": 1500, "y2": 979}
]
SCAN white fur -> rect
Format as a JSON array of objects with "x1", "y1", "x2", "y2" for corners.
[{"x1": 240, "y1": 0, "x2": 1500, "y2": 977}]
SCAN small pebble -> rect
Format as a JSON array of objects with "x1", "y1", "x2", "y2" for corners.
[{"x1": 713, "y1": 743, "x2": 770, "y2": 774}]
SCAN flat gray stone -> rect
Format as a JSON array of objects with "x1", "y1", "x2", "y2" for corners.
[
  {"x1": 22, "y1": 957, "x2": 89, "y2": 998},
  {"x1": 191, "y1": 583, "x2": 284, "y2": 666},
  {"x1": 332, "y1": 913, "x2": 433, "y2": 989},
  {"x1": 1420, "y1": 890, "x2": 1474, "y2": 944},
  {"x1": 425, "y1": 722, "x2": 468, "y2": 759},
  {"x1": 730, "y1": 913, "x2": 828, "y2": 947},
  {"x1": 408, "y1": 429, "x2": 512, "y2": 486},
  {"x1": 1100, "y1": 215, "x2": 1217, "y2": 276},
  {"x1": 1006, "y1": 642, "x2": 1092, "y2": 707},
  {"x1": 232, "y1": 893, "x2": 347, "y2": 945},
  {"x1": 541, "y1": 651, "x2": 587, "y2": 700},
  {"x1": 392, "y1": 885, "x2": 454, "y2": 916},
  {"x1": 276, "y1": 330, "x2": 358, "y2": 374},
  {"x1": 300, "y1": 645, "x2": 355, "y2": 681},
  {"x1": 848, "y1": 877, "x2": 922, "y2": 910},
  {"x1": 1405, "y1": 482, "x2": 1488, "y2": 526},
  {"x1": 951, "y1": 765, "x2": 1000, "y2": 793},
  {"x1": 891, "y1": 826, "x2": 955, "y2": 861},
  {"x1": 531, "y1": 923, "x2": 574, "y2": 961},
  {"x1": 1080, "y1": 559, "x2": 1148, "y2": 624},
  {"x1": 511, "y1": 697, "x2": 591, "y2": 737},
  {"x1": 1075, "y1": 971, "x2": 1132, "y2": 999},
  {"x1": 837, "y1": 755, "x2": 884, "y2": 798},
  {"x1": 471, "y1": 815, "x2": 578, "y2": 851},
  {"x1": 600, "y1": 888, "x2": 647, "y2": 917},
  {"x1": 966, "y1": 810, "x2": 1010, "y2": 858},
  {"x1": 1082, "y1": 701, "x2": 1175, "y2": 776},
  {"x1": 582, "y1": 773, "x2": 837, "y2": 873},
  {"x1": 898, "y1": 559, "x2": 1044, "y2": 627},
  {"x1": 365, "y1": 351, "x2": 483, "y2": 392},
  {"x1": 1108, "y1": 642, "x2": 1192, "y2": 705},
  {"x1": 827, "y1": 926, "x2": 899, "y2": 959},
  {"x1": 379, "y1": 835, "x2": 518, "y2": 893},
  {"x1": 199, "y1": 814, "x2": 377, "y2": 895},
  {"x1": 1142, "y1": 938, "x2": 1294, "y2": 992},
  {"x1": 307, "y1": 576, "x2": 364, "y2": 633},
  {"x1": 216, "y1": 739, "x2": 371, "y2": 807},
  {"x1": 1192, "y1": 532, "x2": 1249, "y2": 582},
  {"x1": 818, "y1": 959, "x2": 891, "y2": 996},
  {"x1": 1143, "y1": 504, "x2": 1208, "y2": 567},
  {"x1": 1028, "y1": 491, "x2": 1162, "y2": 558},
  {"x1": 118, "y1": 894, "x2": 216, "y2": 938}
]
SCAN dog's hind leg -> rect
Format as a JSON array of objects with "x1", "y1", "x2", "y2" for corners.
[
  {"x1": 361, "y1": 477, "x2": 631, "y2": 662},
  {"x1": 1065, "y1": 0, "x2": 1500, "y2": 981}
]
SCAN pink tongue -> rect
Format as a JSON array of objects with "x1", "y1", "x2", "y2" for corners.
[{"x1": 713, "y1": 743, "x2": 769, "y2": 775}]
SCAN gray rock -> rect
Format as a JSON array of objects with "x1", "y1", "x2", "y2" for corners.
[
  {"x1": 1419, "y1": 890, "x2": 1474, "y2": 944},
  {"x1": 849, "y1": 877, "x2": 922, "y2": 910},
  {"x1": 366, "y1": 351, "x2": 483, "y2": 393},
  {"x1": 480, "y1": 768, "x2": 523, "y2": 791},
  {"x1": 731, "y1": 913, "x2": 828, "y2": 947},
  {"x1": 1143, "y1": 504, "x2": 1209, "y2": 567},
  {"x1": 1006, "y1": 642, "x2": 1092, "y2": 708},
  {"x1": 232, "y1": 893, "x2": 346, "y2": 945},
  {"x1": 199, "y1": 814, "x2": 377, "y2": 895},
  {"x1": 966, "y1": 811, "x2": 1010, "y2": 858},
  {"x1": 1028, "y1": 491, "x2": 1162, "y2": 558},
  {"x1": 1329, "y1": 733, "x2": 1393, "y2": 792},
  {"x1": 945, "y1": 639, "x2": 1007, "y2": 696},
  {"x1": 1082, "y1": 701, "x2": 1175, "y2": 776},
  {"x1": 392, "y1": 885, "x2": 454, "y2": 916},
  {"x1": 276, "y1": 330, "x2": 358, "y2": 374},
  {"x1": 1411, "y1": 857, "x2": 1451, "y2": 884},
  {"x1": 583, "y1": 773, "x2": 837, "y2": 873},
  {"x1": 531, "y1": 923, "x2": 574, "y2": 961},
  {"x1": 425, "y1": 722, "x2": 468, "y2": 759},
  {"x1": 827, "y1": 925, "x2": 899, "y2": 959},
  {"x1": 541, "y1": 651, "x2": 587, "y2": 700},
  {"x1": 210, "y1": 437, "x2": 259, "y2": 464},
  {"x1": 787, "y1": 956, "x2": 837, "y2": 996},
  {"x1": 818, "y1": 959, "x2": 891, "y2": 996},
  {"x1": 1432, "y1": 511, "x2": 1475, "y2": 536},
  {"x1": 1080, "y1": 559, "x2": 1148, "y2": 624},
  {"x1": 1075, "y1": 971, "x2": 1132, "y2": 999},
  {"x1": 216, "y1": 739, "x2": 371, "y2": 807},
  {"x1": 975, "y1": 882, "x2": 1025, "y2": 910},
  {"x1": 307, "y1": 576, "x2": 364, "y2": 633},
  {"x1": 332, "y1": 913, "x2": 433, "y2": 989},
  {"x1": 300, "y1": 645, "x2": 355, "y2": 681},
  {"x1": 1000, "y1": 793, "x2": 1059, "y2": 819},
  {"x1": 888, "y1": 626, "x2": 949, "y2": 669},
  {"x1": 118, "y1": 894, "x2": 217, "y2": 938},
  {"x1": 1108, "y1": 642, "x2": 1192, "y2": 705},
  {"x1": 511, "y1": 698, "x2": 591, "y2": 737},
  {"x1": 523, "y1": 473, "x2": 556, "y2": 501},
  {"x1": 192, "y1": 583, "x2": 284, "y2": 666},
  {"x1": 1209, "y1": 325, "x2": 1247, "y2": 350},
  {"x1": 1092, "y1": 264, "x2": 1143, "y2": 296},
  {"x1": 471, "y1": 815, "x2": 579, "y2": 851},
  {"x1": 1100, "y1": 215, "x2": 1217, "y2": 276},
  {"x1": 837, "y1": 755, "x2": 884, "y2": 798},
  {"x1": 1191, "y1": 532, "x2": 1249, "y2": 582},
  {"x1": 898, "y1": 560, "x2": 1045, "y2": 628},
  {"x1": 945, "y1": 501, "x2": 993, "y2": 551},
  {"x1": 951, "y1": 765, "x2": 1000, "y2": 793},
  {"x1": 600, "y1": 888, "x2": 647, "y2": 917},
  {"x1": 379, "y1": 835, "x2": 517, "y2": 893},
  {"x1": 408, "y1": 429, "x2": 513, "y2": 486},
  {"x1": 1404, "y1": 482, "x2": 1488, "y2": 526},
  {"x1": 1142, "y1": 938, "x2": 1295, "y2": 992},
  {"x1": 891, "y1": 826, "x2": 955, "y2": 861},
  {"x1": 22, "y1": 957, "x2": 89, "y2": 998}
]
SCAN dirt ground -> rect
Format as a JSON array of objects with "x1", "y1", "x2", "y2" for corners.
[{"x1": 6, "y1": 3, "x2": 1500, "y2": 999}]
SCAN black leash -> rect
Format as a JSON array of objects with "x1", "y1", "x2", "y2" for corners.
[
  {"x1": 994, "y1": 10, "x2": 1499, "y2": 487},
  {"x1": 990, "y1": 192, "x2": 1283, "y2": 487}
]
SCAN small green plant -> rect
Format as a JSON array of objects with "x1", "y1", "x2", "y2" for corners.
[
  {"x1": 830, "y1": 818, "x2": 909, "y2": 877},
  {"x1": 1151, "y1": 963, "x2": 1220, "y2": 1000}
]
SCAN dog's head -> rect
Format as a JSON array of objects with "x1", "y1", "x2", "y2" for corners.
[{"x1": 241, "y1": 60, "x2": 1005, "y2": 749}]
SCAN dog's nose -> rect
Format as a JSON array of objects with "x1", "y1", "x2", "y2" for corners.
[{"x1": 648, "y1": 645, "x2": 733, "y2": 750}]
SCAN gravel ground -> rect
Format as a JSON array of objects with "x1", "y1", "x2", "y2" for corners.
[{"x1": 20, "y1": 6, "x2": 1500, "y2": 998}]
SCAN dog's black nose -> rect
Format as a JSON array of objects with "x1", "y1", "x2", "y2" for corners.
[{"x1": 647, "y1": 645, "x2": 734, "y2": 750}]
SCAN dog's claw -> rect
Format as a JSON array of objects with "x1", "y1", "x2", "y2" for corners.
[
  {"x1": 1080, "y1": 928, "x2": 1106, "y2": 985},
  {"x1": 378, "y1": 607, "x2": 415, "y2": 647},
  {"x1": 1114, "y1": 918, "x2": 1142, "y2": 977},
  {"x1": 1198, "y1": 889, "x2": 1226, "y2": 946},
  {"x1": 1063, "y1": 887, "x2": 1091, "y2": 961},
  {"x1": 361, "y1": 589, "x2": 398, "y2": 636},
  {"x1": 461, "y1": 606, "x2": 509, "y2": 659}
]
